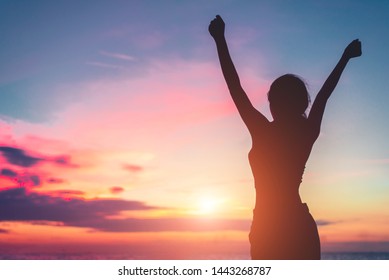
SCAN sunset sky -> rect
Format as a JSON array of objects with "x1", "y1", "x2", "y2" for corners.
[{"x1": 0, "y1": 0, "x2": 388, "y2": 259}]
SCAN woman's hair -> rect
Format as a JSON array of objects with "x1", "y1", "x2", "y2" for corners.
[{"x1": 268, "y1": 74, "x2": 310, "y2": 119}]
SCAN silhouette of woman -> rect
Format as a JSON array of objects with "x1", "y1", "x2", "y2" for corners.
[{"x1": 209, "y1": 15, "x2": 361, "y2": 259}]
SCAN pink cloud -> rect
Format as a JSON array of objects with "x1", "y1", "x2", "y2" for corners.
[
  {"x1": 123, "y1": 164, "x2": 143, "y2": 173},
  {"x1": 0, "y1": 121, "x2": 15, "y2": 144},
  {"x1": 110, "y1": 186, "x2": 125, "y2": 194}
]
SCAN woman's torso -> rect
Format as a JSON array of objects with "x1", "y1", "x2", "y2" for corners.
[{"x1": 248, "y1": 119, "x2": 315, "y2": 212}]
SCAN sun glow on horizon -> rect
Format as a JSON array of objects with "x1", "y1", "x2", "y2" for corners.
[{"x1": 196, "y1": 196, "x2": 222, "y2": 215}]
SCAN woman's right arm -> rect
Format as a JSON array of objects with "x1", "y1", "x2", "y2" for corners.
[{"x1": 209, "y1": 15, "x2": 268, "y2": 133}]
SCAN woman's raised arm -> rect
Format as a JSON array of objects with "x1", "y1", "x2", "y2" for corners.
[
  {"x1": 308, "y1": 39, "x2": 362, "y2": 140},
  {"x1": 209, "y1": 15, "x2": 268, "y2": 133}
]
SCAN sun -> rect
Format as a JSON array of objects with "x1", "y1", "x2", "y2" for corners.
[{"x1": 198, "y1": 197, "x2": 219, "y2": 215}]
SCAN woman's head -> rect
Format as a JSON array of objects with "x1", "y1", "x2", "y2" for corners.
[{"x1": 268, "y1": 74, "x2": 310, "y2": 121}]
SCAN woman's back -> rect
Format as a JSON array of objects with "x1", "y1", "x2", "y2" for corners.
[
  {"x1": 248, "y1": 118, "x2": 321, "y2": 260},
  {"x1": 249, "y1": 118, "x2": 314, "y2": 210}
]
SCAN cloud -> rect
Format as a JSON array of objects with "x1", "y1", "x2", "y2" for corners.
[
  {"x1": 1, "y1": 168, "x2": 17, "y2": 178},
  {"x1": 52, "y1": 155, "x2": 79, "y2": 168},
  {"x1": 29, "y1": 175, "x2": 41, "y2": 187},
  {"x1": 0, "y1": 187, "x2": 250, "y2": 232},
  {"x1": 0, "y1": 146, "x2": 42, "y2": 167},
  {"x1": 0, "y1": 187, "x2": 156, "y2": 223},
  {"x1": 100, "y1": 51, "x2": 136, "y2": 61},
  {"x1": 110, "y1": 186, "x2": 124, "y2": 194},
  {"x1": 86, "y1": 217, "x2": 250, "y2": 233},
  {"x1": 47, "y1": 178, "x2": 66, "y2": 184},
  {"x1": 86, "y1": 61, "x2": 126, "y2": 70},
  {"x1": 0, "y1": 168, "x2": 42, "y2": 187},
  {"x1": 123, "y1": 164, "x2": 143, "y2": 173},
  {"x1": 316, "y1": 219, "x2": 335, "y2": 226},
  {"x1": 0, "y1": 145, "x2": 79, "y2": 170},
  {"x1": 47, "y1": 189, "x2": 85, "y2": 197},
  {"x1": 0, "y1": 228, "x2": 9, "y2": 234}
]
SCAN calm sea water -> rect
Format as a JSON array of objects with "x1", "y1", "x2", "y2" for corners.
[
  {"x1": 321, "y1": 252, "x2": 389, "y2": 260},
  {"x1": 0, "y1": 252, "x2": 388, "y2": 260}
]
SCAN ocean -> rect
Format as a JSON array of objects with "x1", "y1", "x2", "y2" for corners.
[
  {"x1": 0, "y1": 252, "x2": 388, "y2": 260},
  {"x1": 321, "y1": 252, "x2": 389, "y2": 260}
]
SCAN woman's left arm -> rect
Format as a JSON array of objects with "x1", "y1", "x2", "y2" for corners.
[{"x1": 308, "y1": 39, "x2": 362, "y2": 140}]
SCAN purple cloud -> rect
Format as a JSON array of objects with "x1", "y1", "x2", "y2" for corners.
[
  {"x1": 1, "y1": 168, "x2": 18, "y2": 178},
  {"x1": 0, "y1": 146, "x2": 42, "y2": 167},
  {"x1": 0, "y1": 145, "x2": 79, "y2": 170},
  {"x1": 0, "y1": 188, "x2": 155, "y2": 223},
  {"x1": 0, "y1": 187, "x2": 250, "y2": 232},
  {"x1": 29, "y1": 175, "x2": 41, "y2": 186}
]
